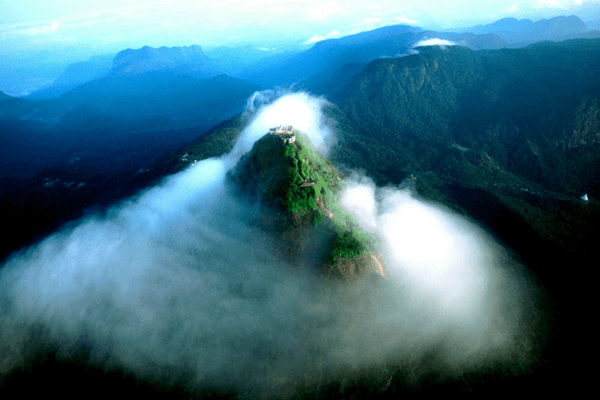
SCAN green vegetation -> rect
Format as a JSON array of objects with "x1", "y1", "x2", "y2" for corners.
[
  {"x1": 327, "y1": 205, "x2": 378, "y2": 264},
  {"x1": 274, "y1": 131, "x2": 378, "y2": 264},
  {"x1": 232, "y1": 130, "x2": 379, "y2": 266},
  {"x1": 324, "y1": 42, "x2": 600, "y2": 268}
]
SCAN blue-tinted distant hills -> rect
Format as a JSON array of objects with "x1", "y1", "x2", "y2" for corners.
[
  {"x1": 239, "y1": 24, "x2": 512, "y2": 90},
  {"x1": 0, "y1": 43, "x2": 261, "y2": 197},
  {"x1": 204, "y1": 45, "x2": 296, "y2": 75},
  {"x1": 238, "y1": 25, "x2": 423, "y2": 88},
  {"x1": 27, "y1": 45, "x2": 223, "y2": 99},
  {"x1": 205, "y1": 44, "x2": 269, "y2": 63},
  {"x1": 464, "y1": 15, "x2": 588, "y2": 44},
  {"x1": 469, "y1": 17, "x2": 535, "y2": 33},
  {"x1": 588, "y1": 19, "x2": 600, "y2": 30},
  {"x1": 5, "y1": 44, "x2": 261, "y2": 132},
  {"x1": 108, "y1": 44, "x2": 219, "y2": 79},
  {"x1": 553, "y1": 29, "x2": 600, "y2": 41},
  {"x1": 11, "y1": 17, "x2": 595, "y2": 101},
  {"x1": 58, "y1": 72, "x2": 260, "y2": 129},
  {"x1": 27, "y1": 54, "x2": 114, "y2": 99}
]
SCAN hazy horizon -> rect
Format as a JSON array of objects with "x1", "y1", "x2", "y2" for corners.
[
  {"x1": 1, "y1": 1, "x2": 599, "y2": 56},
  {"x1": 1, "y1": 0, "x2": 599, "y2": 96}
]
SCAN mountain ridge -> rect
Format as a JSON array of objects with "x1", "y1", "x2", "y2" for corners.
[
  {"x1": 466, "y1": 15, "x2": 588, "y2": 44},
  {"x1": 239, "y1": 24, "x2": 511, "y2": 90},
  {"x1": 109, "y1": 44, "x2": 220, "y2": 79}
]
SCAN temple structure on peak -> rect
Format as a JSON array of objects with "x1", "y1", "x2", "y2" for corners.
[{"x1": 269, "y1": 125, "x2": 296, "y2": 144}]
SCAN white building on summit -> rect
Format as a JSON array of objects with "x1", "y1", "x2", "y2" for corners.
[
  {"x1": 269, "y1": 125, "x2": 293, "y2": 134},
  {"x1": 269, "y1": 125, "x2": 296, "y2": 144}
]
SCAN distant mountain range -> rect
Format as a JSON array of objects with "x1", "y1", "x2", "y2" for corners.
[
  {"x1": 462, "y1": 15, "x2": 591, "y2": 44},
  {"x1": 20, "y1": 14, "x2": 600, "y2": 101},
  {"x1": 238, "y1": 25, "x2": 514, "y2": 89},
  {"x1": 108, "y1": 45, "x2": 219, "y2": 79},
  {"x1": 27, "y1": 45, "x2": 222, "y2": 99}
]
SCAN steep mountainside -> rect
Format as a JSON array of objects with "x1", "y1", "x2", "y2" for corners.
[
  {"x1": 227, "y1": 130, "x2": 386, "y2": 280},
  {"x1": 58, "y1": 73, "x2": 260, "y2": 128},
  {"x1": 340, "y1": 41, "x2": 600, "y2": 196}
]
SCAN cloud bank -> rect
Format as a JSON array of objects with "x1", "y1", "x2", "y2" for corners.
[{"x1": 0, "y1": 92, "x2": 542, "y2": 398}]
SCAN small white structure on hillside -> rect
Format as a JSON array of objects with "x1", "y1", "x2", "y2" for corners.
[{"x1": 269, "y1": 125, "x2": 295, "y2": 144}]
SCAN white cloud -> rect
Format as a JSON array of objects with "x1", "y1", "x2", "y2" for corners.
[
  {"x1": 393, "y1": 48, "x2": 420, "y2": 58},
  {"x1": 306, "y1": 2, "x2": 343, "y2": 22},
  {"x1": 395, "y1": 16, "x2": 419, "y2": 25},
  {"x1": 536, "y1": 0, "x2": 585, "y2": 8},
  {"x1": 537, "y1": 0, "x2": 562, "y2": 7},
  {"x1": 506, "y1": 3, "x2": 519, "y2": 13},
  {"x1": 413, "y1": 38, "x2": 458, "y2": 48},
  {"x1": 102, "y1": 35, "x2": 126, "y2": 45},
  {"x1": 303, "y1": 29, "x2": 341, "y2": 45},
  {"x1": 25, "y1": 21, "x2": 59, "y2": 35}
]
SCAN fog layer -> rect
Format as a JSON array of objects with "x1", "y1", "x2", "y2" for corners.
[{"x1": 0, "y1": 92, "x2": 539, "y2": 398}]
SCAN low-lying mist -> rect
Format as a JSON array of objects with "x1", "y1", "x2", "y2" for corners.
[{"x1": 0, "y1": 92, "x2": 543, "y2": 398}]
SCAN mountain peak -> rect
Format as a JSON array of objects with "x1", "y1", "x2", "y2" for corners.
[
  {"x1": 227, "y1": 128, "x2": 386, "y2": 280},
  {"x1": 109, "y1": 44, "x2": 215, "y2": 78}
]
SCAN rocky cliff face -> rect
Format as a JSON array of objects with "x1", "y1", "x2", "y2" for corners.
[
  {"x1": 227, "y1": 130, "x2": 387, "y2": 281},
  {"x1": 561, "y1": 98, "x2": 600, "y2": 150}
]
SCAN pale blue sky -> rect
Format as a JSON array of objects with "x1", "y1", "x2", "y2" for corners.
[{"x1": 1, "y1": 0, "x2": 599, "y2": 57}]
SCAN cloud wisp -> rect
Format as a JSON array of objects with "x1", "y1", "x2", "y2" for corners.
[
  {"x1": 0, "y1": 92, "x2": 542, "y2": 398},
  {"x1": 413, "y1": 37, "x2": 458, "y2": 48},
  {"x1": 303, "y1": 29, "x2": 342, "y2": 45}
]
